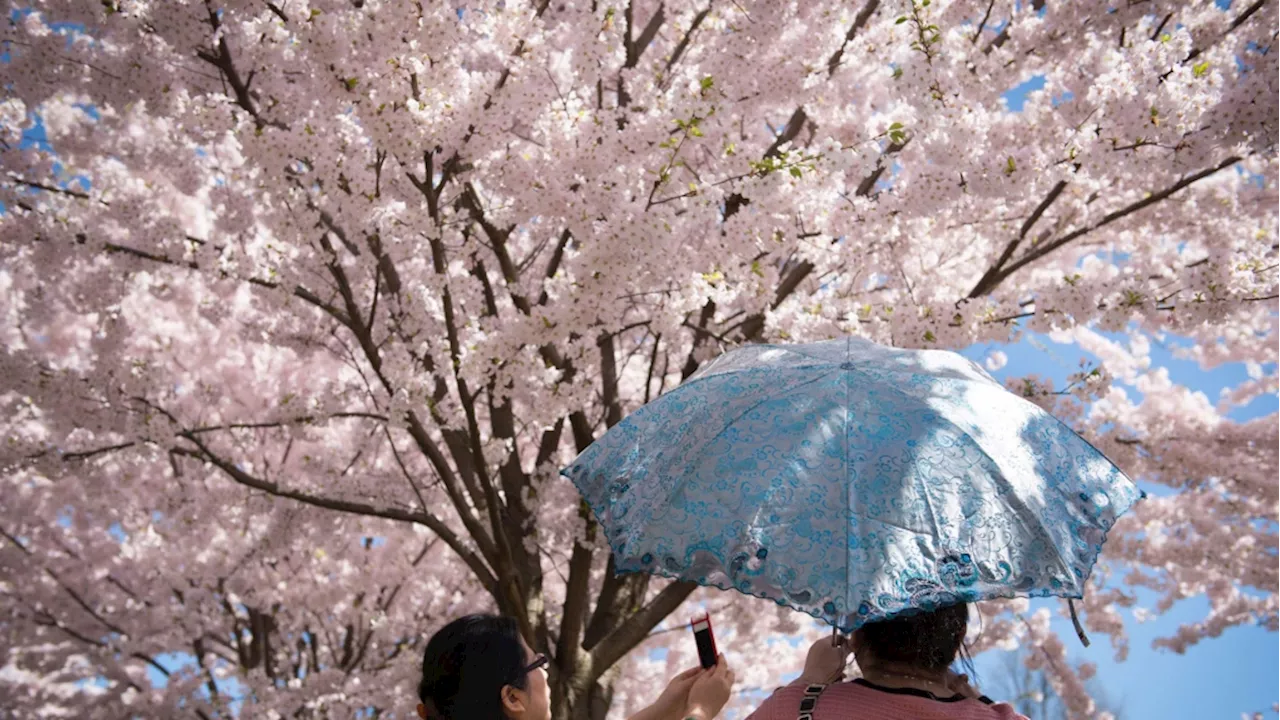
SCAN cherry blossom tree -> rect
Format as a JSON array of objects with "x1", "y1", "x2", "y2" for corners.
[
  {"x1": 989, "y1": 644, "x2": 1126, "y2": 720},
  {"x1": 1, "y1": 0, "x2": 1276, "y2": 718}
]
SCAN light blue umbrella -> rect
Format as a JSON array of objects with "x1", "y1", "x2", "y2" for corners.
[{"x1": 563, "y1": 337, "x2": 1143, "y2": 635}]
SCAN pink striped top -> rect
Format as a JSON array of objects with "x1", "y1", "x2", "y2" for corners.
[{"x1": 745, "y1": 679, "x2": 1029, "y2": 720}]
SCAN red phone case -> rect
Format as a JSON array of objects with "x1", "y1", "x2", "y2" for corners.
[{"x1": 691, "y1": 613, "x2": 718, "y2": 668}]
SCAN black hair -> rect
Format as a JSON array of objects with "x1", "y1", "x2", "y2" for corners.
[
  {"x1": 859, "y1": 602, "x2": 972, "y2": 674},
  {"x1": 418, "y1": 614, "x2": 530, "y2": 720}
]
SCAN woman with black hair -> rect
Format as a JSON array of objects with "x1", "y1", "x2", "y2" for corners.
[
  {"x1": 745, "y1": 603, "x2": 1029, "y2": 720},
  {"x1": 418, "y1": 614, "x2": 735, "y2": 720}
]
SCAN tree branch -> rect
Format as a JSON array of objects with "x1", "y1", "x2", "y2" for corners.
[
  {"x1": 196, "y1": 0, "x2": 286, "y2": 130},
  {"x1": 983, "y1": 157, "x2": 1243, "y2": 290},
  {"x1": 732, "y1": 258, "x2": 816, "y2": 344},
  {"x1": 551, "y1": 332, "x2": 626, "y2": 680},
  {"x1": 628, "y1": 3, "x2": 667, "y2": 69},
  {"x1": 6, "y1": 175, "x2": 94, "y2": 201},
  {"x1": 426, "y1": 235, "x2": 525, "y2": 622},
  {"x1": 96, "y1": 238, "x2": 352, "y2": 325},
  {"x1": 588, "y1": 580, "x2": 698, "y2": 681},
  {"x1": 852, "y1": 137, "x2": 908, "y2": 197},
  {"x1": 171, "y1": 437, "x2": 498, "y2": 595},
  {"x1": 1150, "y1": 12, "x2": 1173, "y2": 41},
  {"x1": 536, "y1": 229, "x2": 573, "y2": 306},
  {"x1": 664, "y1": 6, "x2": 711, "y2": 77},
  {"x1": 827, "y1": 0, "x2": 882, "y2": 75},
  {"x1": 764, "y1": 107, "x2": 809, "y2": 159},
  {"x1": 264, "y1": 1, "x2": 289, "y2": 23},
  {"x1": 680, "y1": 300, "x2": 718, "y2": 380},
  {"x1": 972, "y1": 0, "x2": 996, "y2": 44},
  {"x1": 458, "y1": 185, "x2": 597, "y2": 453},
  {"x1": 968, "y1": 179, "x2": 1068, "y2": 298},
  {"x1": 983, "y1": 0, "x2": 1045, "y2": 55},
  {"x1": 554, "y1": 501, "x2": 596, "y2": 678},
  {"x1": 583, "y1": 561, "x2": 654, "y2": 655}
]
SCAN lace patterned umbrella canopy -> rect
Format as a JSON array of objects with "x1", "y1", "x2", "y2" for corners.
[{"x1": 563, "y1": 337, "x2": 1143, "y2": 634}]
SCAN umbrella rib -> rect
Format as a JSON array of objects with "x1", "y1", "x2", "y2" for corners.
[
  {"x1": 683, "y1": 360, "x2": 834, "y2": 390},
  {"x1": 843, "y1": 337, "x2": 853, "y2": 632}
]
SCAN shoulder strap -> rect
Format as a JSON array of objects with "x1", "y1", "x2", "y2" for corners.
[{"x1": 797, "y1": 683, "x2": 827, "y2": 720}]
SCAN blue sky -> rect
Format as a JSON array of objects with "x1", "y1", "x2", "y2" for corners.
[{"x1": 958, "y1": 333, "x2": 1278, "y2": 720}]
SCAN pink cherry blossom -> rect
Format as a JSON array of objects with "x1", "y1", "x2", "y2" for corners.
[{"x1": 1, "y1": 1, "x2": 1275, "y2": 718}]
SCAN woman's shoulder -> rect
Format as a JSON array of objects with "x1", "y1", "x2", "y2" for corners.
[
  {"x1": 811, "y1": 679, "x2": 1031, "y2": 719},
  {"x1": 746, "y1": 678, "x2": 1029, "y2": 720}
]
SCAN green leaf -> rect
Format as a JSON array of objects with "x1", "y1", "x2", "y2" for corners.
[
  {"x1": 700, "y1": 76, "x2": 715, "y2": 90},
  {"x1": 343, "y1": 77, "x2": 359, "y2": 91},
  {"x1": 892, "y1": 67, "x2": 904, "y2": 79},
  {"x1": 309, "y1": 8, "x2": 322, "y2": 19},
  {"x1": 889, "y1": 121, "x2": 904, "y2": 130},
  {"x1": 1004, "y1": 156, "x2": 1016, "y2": 175},
  {"x1": 751, "y1": 260, "x2": 764, "y2": 277},
  {"x1": 923, "y1": 330, "x2": 936, "y2": 342},
  {"x1": 896, "y1": 16, "x2": 909, "y2": 24},
  {"x1": 1193, "y1": 61, "x2": 1210, "y2": 78},
  {"x1": 789, "y1": 166, "x2": 803, "y2": 178}
]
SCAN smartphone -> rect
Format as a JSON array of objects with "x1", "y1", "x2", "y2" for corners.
[{"x1": 691, "y1": 614, "x2": 718, "y2": 669}]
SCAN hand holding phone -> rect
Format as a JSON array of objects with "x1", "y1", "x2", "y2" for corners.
[{"x1": 691, "y1": 614, "x2": 718, "y2": 669}]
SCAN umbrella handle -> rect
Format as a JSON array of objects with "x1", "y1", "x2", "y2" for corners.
[
  {"x1": 830, "y1": 625, "x2": 851, "y2": 648},
  {"x1": 1068, "y1": 599, "x2": 1091, "y2": 647}
]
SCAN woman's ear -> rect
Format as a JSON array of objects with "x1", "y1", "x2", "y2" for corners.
[{"x1": 500, "y1": 685, "x2": 528, "y2": 715}]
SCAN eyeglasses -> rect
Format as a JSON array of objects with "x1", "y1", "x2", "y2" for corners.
[{"x1": 523, "y1": 654, "x2": 549, "y2": 675}]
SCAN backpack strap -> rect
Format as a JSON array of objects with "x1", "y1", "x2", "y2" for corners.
[{"x1": 797, "y1": 683, "x2": 827, "y2": 720}]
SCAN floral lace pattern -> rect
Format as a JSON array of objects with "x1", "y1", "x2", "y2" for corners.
[{"x1": 564, "y1": 338, "x2": 1143, "y2": 630}]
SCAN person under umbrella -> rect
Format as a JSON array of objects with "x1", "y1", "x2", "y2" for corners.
[
  {"x1": 746, "y1": 603, "x2": 1027, "y2": 720},
  {"x1": 417, "y1": 614, "x2": 736, "y2": 720}
]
